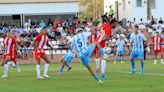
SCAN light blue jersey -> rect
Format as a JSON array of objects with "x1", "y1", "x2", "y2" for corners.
[
  {"x1": 70, "y1": 32, "x2": 95, "y2": 66},
  {"x1": 130, "y1": 32, "x2": 146, "y2": 59},
  {"x1": 116, "y1": 39, "x2": 125, "y2": 51},
  {"x1": 130, "y1": 33, "x2": 146, "y2": 52},
  {"x1": 71, "y1": 32, "x2": 91, "y2": 58}
]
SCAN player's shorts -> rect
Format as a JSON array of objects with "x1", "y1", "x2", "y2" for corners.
[
  {"x1": 93, "y1": 47, "x2": 99, "y2": 55},
  {"x1": 93, "y1": 40, "x2": 105, "y2": 56},
  {"x1": 154, "y1": 48, "x2": 163, "y2": 55},
  {"x1": 131, "y1": 50, "x2": 144, "y2": 59},
  {"x1": 63, "y1": 53, "x2": 74, "y2": 65},
  {"x1": 116, "y1": 50, "x2": 124, "y2": 55},
  {"x1": 2, "y1": 53, "x2": 12, "y2": 63},
  {"x1": 79, "y1": 44, "x2": 94, "y2": 66},
  {"x1": 34, "y1": 49, "x2": 45, "y2": 61}
]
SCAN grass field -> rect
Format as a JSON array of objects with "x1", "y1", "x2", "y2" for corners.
[{"x1": 0, "y1": 60, "x2": 164, "y2": 92}]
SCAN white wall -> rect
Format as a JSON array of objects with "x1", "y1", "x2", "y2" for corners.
[
  {"x1": 118, "y1": 0, "x2": 133, "y2": 21},
  {"x1": 132, "y1": 0, "x2": 147, "y2": 23},
  {"x1": 0, "y1": 3, "x2": 79, "y2": 15},
  {"x1": 151, "y1": 0, "x2": 164, "y2": 20}
]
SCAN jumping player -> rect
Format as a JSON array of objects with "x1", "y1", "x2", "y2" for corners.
[
  {"x1": 59, "y1": 36, "x2": 75, "y2": 75},
  {"x1": 33, "y1": 27, "x2": 54, "y2": 79},
  {"x1": 69, "y1": 27, "x2": 109, "y2": 85},
  {"x1": 89, "y1": 25, "x2": 108, "y2": 80}
]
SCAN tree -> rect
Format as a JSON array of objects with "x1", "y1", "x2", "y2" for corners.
[{"x1": 78, "y1": 0, "x2": 103, "y2": 19}]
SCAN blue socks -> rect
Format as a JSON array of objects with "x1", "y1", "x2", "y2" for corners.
[
  {"x1": 140, "y1": 60, "x2": 144, "y2": 72},
  {"x1": 131, "y1": 59, "x2": 135, "y2": 71},
  {"x1": 94, "y1": 74, "x2": 100, "y2": 81},
  {"x1": 121, "y1": 56, "x2": 124, "y2": 61},
  {"x1": 65, "y1": 63, "x2": 70, "y2": 68},
  {"x1": 99, "y1": 48, "x2": 105, "y2": 56},
  {"x1": 59, "y1": 67, "x2": 64, "y2": 73},
  {"x1": 115, "y1": 55, "x2": 118, "y2": 61}
]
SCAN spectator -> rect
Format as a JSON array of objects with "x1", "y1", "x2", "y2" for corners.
[
  {"x1": 39, "y1": 20, "x2": 46, "y2": 29},
  {"x1": 109, "y1": 5, "x2": 114, "y2": 18},
  {"x1": 159, "y1": 17, "x2": 163, "y2": 24}
]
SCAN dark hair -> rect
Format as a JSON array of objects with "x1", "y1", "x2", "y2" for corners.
[
  {"x1": 101, "y1": 15, "x2": 110, "y2": 23},
  {"x1": 110, "y1": 19, "x2": 117, "y2": 24},
  {"x1": 42, "y1": 27, "x2": 47, "y2": 30},
  {"x1": 134, "y1": 25, "x2": 139, "y2": 28}
]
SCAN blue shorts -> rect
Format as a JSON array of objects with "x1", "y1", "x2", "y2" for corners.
[
  {"x1": 131, "y1": 50, "x2": 144, "y2": 59},
  {"x1": 116, "y1": 50, "x2": 124, "y2": 55},
  {"x1": 63, "y1": 53, "x2": 74, "y2": 65},
  {"x1": 79, "y1": 44, "x2": 94, "y2": 66}
]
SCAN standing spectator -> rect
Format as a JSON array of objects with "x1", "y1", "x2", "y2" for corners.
[
  {"x1": 159, "y1": 17, "x2": 163, "y2": 24},
  {"x1": 39, "y1": 20, "x2": 46, "y2": 29},
  {"x1": 47, "y1": 18, "x2": 53, "y2": 26},
  {"x1": 109, "y1": 5, "x2": 114, "y2": 18}
]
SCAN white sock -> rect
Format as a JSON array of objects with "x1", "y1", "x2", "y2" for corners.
[
  {"x1": 4, "y1": 64, "x2": 9, "y2": 76},
  {"x1": 43, "y1": 63, "x2": 49, "y2": 75},
  {"x1": 11, "y1": 62, "x2": 16, "y2": 67},
  {"x1": 101, "y1": 59, "x2": 106, "y2": 74},
  {"x1": 154, "y1": 60, "x2": 157, "y2": 64},
  {"x1": 95, "y1": 58, "x2": 100, "y2": 69},
  {"x1": 161, "y1": 59, "x2": 164, "y2": 63},
  {"x1": 7, "y1": 62, "x2": 12, "y2": 65},
  {"x1": 36, "y1": 64, "x2": 41, "y2": 77},
  {"x1": 16, "y1": 63, "x2": 20, "y2": 71}
]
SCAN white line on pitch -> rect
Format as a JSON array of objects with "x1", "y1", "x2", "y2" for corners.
[{"x1": 110, "y1": 71, "x2": 164, "y2": 76}]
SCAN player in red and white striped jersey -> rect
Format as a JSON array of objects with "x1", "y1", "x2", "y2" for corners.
[
  {"x1": 151, "y1": 32, "x2": 164, "y2": 64},
  {"x1": 1, "y1": 31, "x2": 16, "y2": 78},
  {"x1": 33, "y1": 27, "x2": 54, "y2": 79}
]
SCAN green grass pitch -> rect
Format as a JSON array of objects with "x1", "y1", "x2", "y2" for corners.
[{"x1": 0, "y1": 60, "x2": 164, "y2": 92}]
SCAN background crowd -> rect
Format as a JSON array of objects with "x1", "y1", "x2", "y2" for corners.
[{"x1": 0, "y1": 15, "x2": 164, "y2": 60}]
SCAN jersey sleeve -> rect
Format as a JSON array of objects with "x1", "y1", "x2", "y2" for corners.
[
  {"x1": 160, "y1": 37, "x2": 163, "y2": 43},
  {"x1": 142, "y1": 34, "x2": 146, "y2": 41},
  {"x1": 82, "y1": 32, "x2": 91, "y2": 38},
  {"x1": 130, "y1": 34, "x2": 133, "y2": 43},
  {"x1": 152, "y1": 37, "x2": 154, "y2": 43},
  {"x1": 115, "y1": 40, "x2": 118, "y2": 45},
  {"x1": 35, "y1": 34, "x2": 42, "y2": 41}
]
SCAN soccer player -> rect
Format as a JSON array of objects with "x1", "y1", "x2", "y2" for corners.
[
  {"x1": 151, "y1": 32, "x2": 164, "y2": 64},
  {"x1": 59, "y1": 37, "x2": 75, "y2": 75},
  {"x1": 10, "y1": 33, "x2": 21, "y2": 72},
  {"x1": 89, "y1": 25, "x2": 108, "y2": 80},
  {"x1": 114, "y1": 36, "x2": 125, "y2": 64},
  {"x1": 93, "y1": 17, "x2": 117, "y2": 79},
  {"x1": 130, "y1": 25, "x2": 146, "y2": 76},
  {"x1": 69, "y1": 27, "x2": 109, "y2": 85},
  {"x1": 1, "y1": 31, "x2": 17, "y2": 78},
  {"x1": 59, "y1": 51, "x2": 74, "y2": 75},
  {"x1": 89, "y1": 28, "x2": 100, "y2": 73},
  {"x1": 33, "y1": 27, "x2": 54, "y2": 79}
]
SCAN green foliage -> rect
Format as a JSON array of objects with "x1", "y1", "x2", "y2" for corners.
[{"x1": 78, "y1": 0, "x2": 103, "y2": 19}]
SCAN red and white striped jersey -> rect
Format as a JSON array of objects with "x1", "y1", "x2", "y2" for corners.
[
  {"x1": 3, "y1": 36, "x2": 16, "y2": 55},
  {"x1": 152, "y1": 36, "x2": 163, "y2": 50},
  {"x1": 89, "y1": 30, "x2": 100, "y2": 43},
  {"x1": 35, "y1": 34, "x2": 48, "y2": 51}
]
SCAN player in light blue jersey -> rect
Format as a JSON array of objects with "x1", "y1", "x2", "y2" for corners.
[
  {"x1": 114, "y1": 36, "x2": 125, "y2": 64},
  {"x1": 130, "y1": 25, "x2": 146, "y2": 76},
  {"x1": 59, "y1": 50, "x2": 75, "y2": 75},
  {"x1": 58, "y1": 36, "x2": 75, "y2": 75},
  {"x1": 69, "y1": 27, "x2": 109, "y2": 85}
]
